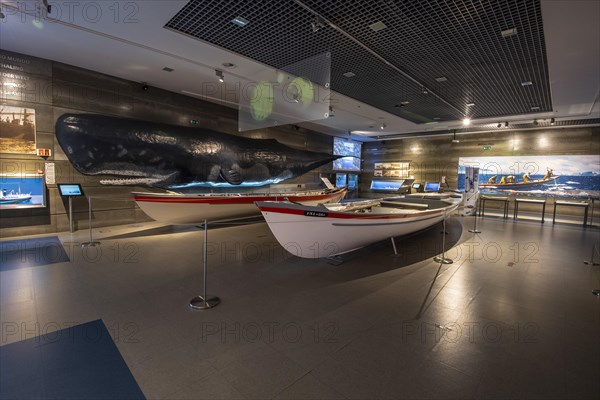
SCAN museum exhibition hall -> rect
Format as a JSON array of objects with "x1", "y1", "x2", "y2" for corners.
[{"x1": 0, "y1": 1, "x2": 599, "y2": 399}]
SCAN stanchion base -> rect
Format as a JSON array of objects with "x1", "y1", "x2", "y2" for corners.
[
  {"x1": 468, "y1": 229, "x2": 482, "y2": 233},
  {"x1": 81, "y1": 242, "x2": 100, "y2": 247},
  {"x1": 434, "y1": 256, "x2": 453, "y2": 264},
  {"x1": 584, "y1": 261, "x2": 600, "y2": 266},
  {"x1": 189, "y1": 296, "x2": 220, "y2": 310}
]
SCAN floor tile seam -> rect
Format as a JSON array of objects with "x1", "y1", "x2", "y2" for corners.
[{"x1": 159, "y1": 366, "x2": 220, "y2": 400}]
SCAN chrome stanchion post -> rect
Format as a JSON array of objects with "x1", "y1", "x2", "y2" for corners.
[
  {"x1": 469, "y1": 193, "x2": 481, "y2": 233},
  {"x1": 583, "y1": 244, "x2": 600, "y2": 266},
  {"x1": 434, "y1": 208, "x2": 453, "y2": 264},
  {"x1": 82, "y1": 196, "x2": 100, "y2": 247},
  {"x1": 68, "y1": 196, "x2": 74, "y2": 233},
  {"x1": 190, "y1": 219, "x2": 220, "y2": 310}
]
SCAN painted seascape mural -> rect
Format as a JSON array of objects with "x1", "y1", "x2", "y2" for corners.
[
  {"x1": 55, "y1": 114, "x2": 340, "y2": 190},
  {"x1": 458, "y1": 155, "x2": 600, "y2": 198}
]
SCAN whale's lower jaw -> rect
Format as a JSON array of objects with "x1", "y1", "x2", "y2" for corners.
[{"x1": 99, "y1": 177, "x2": 168, "y2": 186}]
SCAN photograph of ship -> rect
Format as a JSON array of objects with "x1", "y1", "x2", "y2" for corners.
[
  {"x1": 0, "y1": 106, "x2": 36, "y2": 154},
  {"x1": 0, "y1": 174, "x2": 45, "y2": 209},
  {"x1": 458, "y1": 155, "x2": 600, "y2": 198}
]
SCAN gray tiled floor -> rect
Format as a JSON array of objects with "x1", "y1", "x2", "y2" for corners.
[{"x1": 1, "y1": 216, "x2": 599, "y2": 399}]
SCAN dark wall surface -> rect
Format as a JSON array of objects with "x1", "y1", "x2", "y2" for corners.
[{"x1": 0, "y1": 50, "x2": 333, "y2": 237}]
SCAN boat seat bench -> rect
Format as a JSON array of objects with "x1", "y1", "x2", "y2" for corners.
[
  {"x1": 380, "y1": 201, "x2": 429, "y2": 210},
  {"x1": 513, "y1": 198, "x2": 546, "y2": 223},
  {"x1": 552, "y1": 200, "x2": 589, "y2": 226}
]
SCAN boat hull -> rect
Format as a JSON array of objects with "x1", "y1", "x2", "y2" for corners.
[
  {"x1": 133, "y1": 188, "x2": 347, "y2": 224},
  {"x1": 256, "y1": 197, "x2": 461, "y2": 258}
]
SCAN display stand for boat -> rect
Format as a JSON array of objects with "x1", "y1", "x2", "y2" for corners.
[
  {"x1": 190, "y1": 219, "x2": 220, "y2": 310},
  {"x1": 433, "y1": 208, "x2": 453, "y2": 264},
  {"x1": 81, "y1": 197, "x2": 100, "y2": 247}
]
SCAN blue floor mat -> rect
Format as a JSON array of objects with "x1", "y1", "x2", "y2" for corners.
[
  {"x1": 0, "y1": 320, "x2": 145, "y2": 400},
  {"x1": 0, "y1": 236, "x2": 70, "y2": 271}
]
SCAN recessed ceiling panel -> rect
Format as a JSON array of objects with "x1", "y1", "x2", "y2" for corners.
[{"x1": 165, "y1": 0, "x2": 552, "y2": 124}]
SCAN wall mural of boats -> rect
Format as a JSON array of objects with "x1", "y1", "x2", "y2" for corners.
[
  {"x1": 256, "y1": 194, "x2": 462, "y2": 259},
  {"x1": 458, "y1": 155, "x2": 600, "y2": 197}
]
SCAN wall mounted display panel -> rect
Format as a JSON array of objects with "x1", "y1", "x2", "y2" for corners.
[{"x1": 458, "y1": 155, "x2": 600, "y2": 198}]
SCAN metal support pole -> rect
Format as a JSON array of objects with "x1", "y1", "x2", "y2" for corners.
[
  {"x1": 190, "y1": 219, "x2": 220, "y2": 310},
  {"x1": 82, "y1": 196, "x2": 100, "y2": 247},
  {"x1": 390, "y1": 236, "x2": 402, "y2": 258},
  {"x1": 434, "y1": 209, "x2": 453, "y2": 264},
  {"x1": 68, "y1": 196, "x2": 74, "y2": 233},
  {"x1": 583, "y1": 244, "x2": 600, "y2": 266},
  {"x1": 469, "y1": 194, "x2": 481, "y2": 234}
]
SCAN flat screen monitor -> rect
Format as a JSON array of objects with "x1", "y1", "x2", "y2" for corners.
[
  {"x1": 424, "y1": 182, "x2": 440, "y2": 192},
  {"x1": 57, "y1": 183, "x2": 84, "y2": 197},
  {"x1": 370, "y1": 179, "x2": 405, "y2": 191}
]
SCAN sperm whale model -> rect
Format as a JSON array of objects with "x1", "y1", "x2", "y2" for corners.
[{"x1": 55, "y1": 113, "x2": 340, "y2": 189}]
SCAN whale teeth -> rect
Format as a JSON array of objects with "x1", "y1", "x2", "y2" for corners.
[{"x1": 100, "y1": 177, "x2": 164, "y2": 185}]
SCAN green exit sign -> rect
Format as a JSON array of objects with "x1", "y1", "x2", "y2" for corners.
[{"x1": 483, "y1": 145, "x2": 493, "y2": 150}]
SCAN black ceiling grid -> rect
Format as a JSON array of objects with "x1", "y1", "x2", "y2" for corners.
[{"x1": 165, "y1": 0, "x2": 552, "y2": 124}]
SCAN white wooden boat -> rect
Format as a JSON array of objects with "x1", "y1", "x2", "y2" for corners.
[
  {"x1": 132, "y1": 187, "x2": 347, "y2": 224},
  {"x1": 256, "y1": 195, "x2": 462, "y2": 258}
]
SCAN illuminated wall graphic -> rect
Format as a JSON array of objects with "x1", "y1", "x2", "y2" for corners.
[
  {"x1": 238, "y1": 52, "x2": 331, "y2": 131},
  {"x1": 458, "y1": 155, "x2": 600, "y2": 196},
  {"x1": 0, "y1": 106, "x2": 36, "y2": 154},
  {"x1": 333, "y1": 137, "x2": 361, "y2": 171},
  {"x1": 55, "y1": 113, "x2": 339, "y2": 190}
]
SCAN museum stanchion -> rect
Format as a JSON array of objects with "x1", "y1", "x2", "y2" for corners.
[
  {"x1": 468, "y1": 194, "x2": 481, "y2": 234},
  {"x1": 68, "y1": 196, "x2": 74, "y2": 233},
  {"x1": 433, "y1": 209, "x2": 453, "y2": 264},
  {"x1": 81, "y1": 196, "x2": 100, "y2": 248},
  {"x1": 190, "y1": 219, "x2": 220, "y2": 310},
  {"x1": 583, "y1": 243, "x2": 600, "y2": 296},
  {"x1": 583, "y1": 243, "x2": 600, "y2": 266}
]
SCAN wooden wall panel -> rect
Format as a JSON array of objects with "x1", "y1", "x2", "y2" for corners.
[{"x1": 1, "y1": 51, "x2": 334, "y2": 237}]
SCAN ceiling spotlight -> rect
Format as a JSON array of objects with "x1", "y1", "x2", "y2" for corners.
[
  {"x1": 463, "y1": 118, "x2": 471, "y2": 126},
  {"x1": 422, "y1": 87, "x2": 428, "y2": 95},
  {"x1": 497, "y1": 123, "x2": 502, "y2": 128},
  {"x1": 329, "y1": 106, "x2": 335, "y2": 117},
  {"x1": 0, "y1": 11, "x2": 5, "y2": 19},
  {"x1": 504, "y1": 122, "x2": 509, "y2": 128},
  {"x1": 452, "y1": 130, "x2": 460, "y2": 143},
  {"x1": 141, "y1": 82, "x2": 149, "y2": 91},
  {"x1": 550, "y1": 117, "x2": 556, "y2": 125},
  {"x1": 215, "y1": 69, "x2": 224, "y2": 83},
  {"x1": 311, "y1": 17, "x2": 325, "y2": 32},
  {"x1": 533, "y1": 119, "x2": 539, "y2": 126},
  {"x1": 380, "y1": 123, "x2": 386, "y2": 130}
]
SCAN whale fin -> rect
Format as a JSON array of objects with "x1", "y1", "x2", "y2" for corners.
[{"x1": 220, "y1": 166, "x2": 243, "y2": 185}]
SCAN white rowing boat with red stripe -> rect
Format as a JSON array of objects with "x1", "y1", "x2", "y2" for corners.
[
  {"x1": 132, "y1": 187, "x2": 347, "y2": 224},
  {"x1": 255, "y1": 194, "x2": 462, "y2": 258}
]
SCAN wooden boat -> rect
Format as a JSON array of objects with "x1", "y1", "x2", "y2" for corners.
[
  {"x1": 481, "y1": 175, "x2": 560, "y2": 189},
  {"x1": 132, "y1": 187, "x2": 347, "y2": 224},
  {"x1": 256, "y1": 194, "x2": 462, "y2": 259}
]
